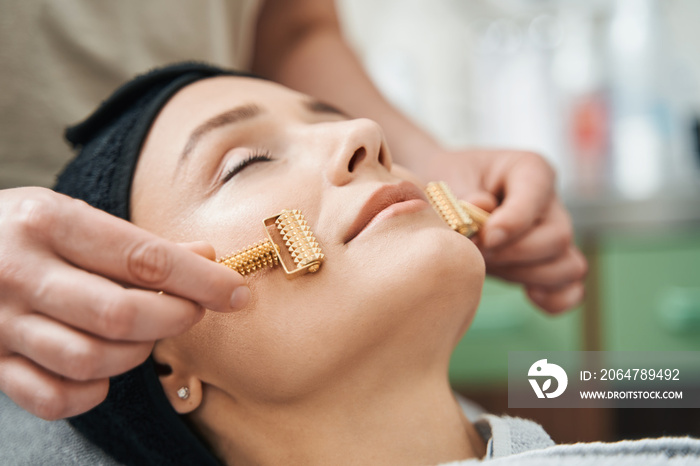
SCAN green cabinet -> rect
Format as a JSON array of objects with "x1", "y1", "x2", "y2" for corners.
[
  {"x1": 600, "y1": 231, "x2": 700, "y2": 351},
  {"x1": 448, "y1": 230, "x2": 700, "y2": 387}
]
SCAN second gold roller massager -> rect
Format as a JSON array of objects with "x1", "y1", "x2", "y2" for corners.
[
  {"x1": 216, "y1": 182, "x2": 490, "y2": 279},
  {"x1": 424, "y1": 181, "x2": 490, "y2": 238}
]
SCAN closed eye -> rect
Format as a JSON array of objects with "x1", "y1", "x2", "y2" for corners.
[{"x1": 221, "y1": 150, "x2": 274, "y2": 184}]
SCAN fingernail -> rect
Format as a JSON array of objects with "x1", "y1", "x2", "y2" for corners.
[
  {"x1": 485, "y1": 228, "x2": 507, "y2": 249},
  {"x1": 230, "y1": 286, "x2": 251, "y2": 310}
]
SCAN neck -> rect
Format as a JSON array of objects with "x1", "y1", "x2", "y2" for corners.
[{"x1": 191, "y1": 375, "x2": 485, "y2": 466}]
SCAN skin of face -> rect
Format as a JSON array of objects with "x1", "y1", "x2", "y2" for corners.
[{"x1": 130, "y1": 76, "x2": 485, "y2": 458}]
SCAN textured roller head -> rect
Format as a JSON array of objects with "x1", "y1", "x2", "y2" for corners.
[
  {"x1": 459, "y1": 200, "x2": 490, "y2": 228},
  {"x1": 274, "y1": 209, "x2": 325, "y2": 273},
  {"x1": 217, "y1": 240, "x2": 279, "y2": 276},
  {"x1": 425, "y1": 181, "x2": 477, "y2": 237},
  {"x1": 217, "y1": 209, "x2": 325, "y2": 279},
  {"x1": 425, "y1": 181, "x2": 489, "y2": 238}
]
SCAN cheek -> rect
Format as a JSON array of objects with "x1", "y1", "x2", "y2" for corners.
[
  {"x1": 173, "y1": 257, "x2": 365, "y2": 402},
  {"x1": 188, "y1": 176, "x2": 323, "y2": 260},
  {"x1": 184, "y1": 221, "x2": 484, "y2": 403},
  {"x1": 196, "y1": 270, "x2": 347, "y2": 399},
  {"x1": 156, "y1": 190, "x2": 278, "y2": 258}
]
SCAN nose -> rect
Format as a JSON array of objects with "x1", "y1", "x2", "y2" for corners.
[{"x1": 324, "y1": 118, "x2": 392, "y2": 186}]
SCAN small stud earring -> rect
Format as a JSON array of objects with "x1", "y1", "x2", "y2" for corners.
[{"x1": 177, "y1": 387, "x2": 190, "y2": 400}]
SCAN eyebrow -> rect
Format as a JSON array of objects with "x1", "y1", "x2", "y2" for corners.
[
  {"x1": 178, "y1": 98, "x2": 349, "y2": 164},
  {"x1": 303, "y1": 98, "x2": 349, "y2": 118},
  {"x1": 180, "y1": 104, "x2": 262, "y2": 162}
]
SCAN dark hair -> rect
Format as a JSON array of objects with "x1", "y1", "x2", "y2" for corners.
[{"x1": 54, "y1": 62, "x2": 261, "y2": 465}]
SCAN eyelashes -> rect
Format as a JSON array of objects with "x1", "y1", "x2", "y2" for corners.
[{"x1": 221, "y1": 150, "x2": 274, "y2": 184}]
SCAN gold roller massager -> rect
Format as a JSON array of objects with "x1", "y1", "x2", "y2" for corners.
[
  {"x1": 217, "y1": 210, "x2": 324, "y2": 279},
  {"x1": 216, "y1": 182, "x2": 489, "y2": 278},
  {"x1": 424, "y1": 181, "x2": 490, "y2": 238}
]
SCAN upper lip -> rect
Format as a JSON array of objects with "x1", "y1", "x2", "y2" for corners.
[{"x1": 343, "y1": 181, "x2": 427, "y2": 243}]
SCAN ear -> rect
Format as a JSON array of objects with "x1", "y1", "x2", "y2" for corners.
[{"x1": 152, "y1": 340, "x2": 203, "y2": 414}]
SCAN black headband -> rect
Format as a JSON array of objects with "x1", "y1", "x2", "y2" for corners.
[{"x1": 54, "y1": 62, "x2": 261, "y2": 464}]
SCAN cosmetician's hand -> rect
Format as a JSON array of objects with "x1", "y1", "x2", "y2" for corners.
[
  {"x1": 0, "y1": 187, "x2": 249, "y2": 420},
  {"x1": 417, "y1": 149, "x2": 587, "y2": 314}
]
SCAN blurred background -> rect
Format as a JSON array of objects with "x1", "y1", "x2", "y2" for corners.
[{"x1": 336, "y1": 0, "x2": 700, "y2": 444}]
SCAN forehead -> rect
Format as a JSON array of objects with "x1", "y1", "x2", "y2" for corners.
[
  {"x1": 141, "y1": 76, "x2": 302, "y2": 164},
  {"x1": 159, "y1": 76, "x2": 301, "y2": 125}
]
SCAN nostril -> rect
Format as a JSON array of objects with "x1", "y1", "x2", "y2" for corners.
[
  {"x1": 377, "y1": 147, "x2": 385, "y2": 167},
  {"x1": 348, "y1": 147, "x2": 366, "y2": 173}
]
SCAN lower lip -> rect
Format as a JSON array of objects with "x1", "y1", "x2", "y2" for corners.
[{"x1": 355, "y1": 199, "x2": 430, "y2": 240}]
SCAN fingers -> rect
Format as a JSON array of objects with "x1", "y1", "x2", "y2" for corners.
[
  {"x1": 482, "y1": 154, "x2": 555, "y2": 249},
  {"x1": 487, "y1": 244, "x2": 587, "y2": 314},
  {"x1": 0, "y1": 188, "x2": 245, "y2": 421},
  {"x1": 483, "y1": 202, "x2": 572, "y2": 266},
  {"x1": 27, "y1": 260, "x2": 205, "y2": 341},
  {"x1": 0, "y1": 355, "x2": 109, "y2": 420},
  {"x1": 6, "y1": 313, "x2": 153, "y2": 380},
  {"x1": 464, "y1": 191, "x2": 498, "y2": 214},
  {"x1": 526, "y1": 282, "x2": 586, "y2": 315},
  {"x1": 487, "y1": 246, "x2": 587, "y2": 289},
  {"x1": 19, "y1": 193, "x2": 248, "y2": 312}
]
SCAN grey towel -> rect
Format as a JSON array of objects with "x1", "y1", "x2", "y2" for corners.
[
  {"x1": 441, "y1": 414, "x2": 700, "y2": 465},
  {"x1": 0, "y1": 391, "x2": 119, "y2": 465}
]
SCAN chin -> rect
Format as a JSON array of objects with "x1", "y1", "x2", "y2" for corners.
[
  {"x1": 409, "y1": 225, "x2": 484, "y2": 331},
  {"x1": 347, "y1": 223, "x2": 485, "y2": 354}
]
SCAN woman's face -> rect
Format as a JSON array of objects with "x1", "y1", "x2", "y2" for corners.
[{"x1": 131, "y1": 76, "x2": 484, "y2": 405}]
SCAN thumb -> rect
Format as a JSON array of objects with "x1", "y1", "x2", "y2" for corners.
[
  {"x1": 479, "y1": 156, "x2": 555, "y2": 249},
  {"x1": 464, "y1": 191, "x2": 498, "y2": 213},
  {"x1": 463, "y1": 192, "x2": 497, "y2": 248}
]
